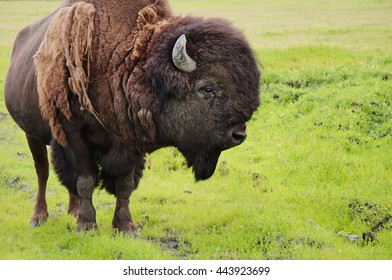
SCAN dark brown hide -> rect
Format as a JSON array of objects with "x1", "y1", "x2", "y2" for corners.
[
  {"x1": 4, "y1": 0, "x2": 260, "y2": 234},
  {"x1": 4, "y1": 8, "x2": 80, "y2": 226}
]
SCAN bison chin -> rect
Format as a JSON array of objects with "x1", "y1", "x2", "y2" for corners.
[{"x1": 185, "y1": 150, "x2": 221, "y2": 181}]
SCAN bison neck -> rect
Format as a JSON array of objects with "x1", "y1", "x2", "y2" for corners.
[{"x1": 81, "y1": 0, "x2": 173, "y2": 150}]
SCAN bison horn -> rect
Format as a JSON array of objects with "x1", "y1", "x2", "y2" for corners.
[{"x1": 172, "y1": 34, "x2": 197, "y2": 72}]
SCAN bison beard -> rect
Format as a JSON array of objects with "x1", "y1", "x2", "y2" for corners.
[
  {"x1": 186, "y1": 151, "x2": 221, "y2": 181},
  {"x1": 5, "y1": 0, "x2": 260, "y2": 235}
]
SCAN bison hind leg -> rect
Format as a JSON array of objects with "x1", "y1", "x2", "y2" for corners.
[
  {"x1": 67, "y1": 192, "x2": 80, "y2": 217},
  {"x1": 26, "y1": 134, "x2": 49, "y2": 227}
]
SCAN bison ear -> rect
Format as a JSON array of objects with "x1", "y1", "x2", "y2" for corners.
[
  {"x1": 148, "y1": 55, "x2": 192, "y2": 99},
  {"x1": 149, "y1": 70, "x2": 192, "y2": 100}
]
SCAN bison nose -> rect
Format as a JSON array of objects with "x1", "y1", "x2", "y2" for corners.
[{"x1": 231, "y1": 128, "x2": 247, "y2": 146}]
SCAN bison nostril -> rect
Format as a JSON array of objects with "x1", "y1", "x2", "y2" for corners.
[{"x1": 232, "y1": 131, "x2": 247, "y2": 145}]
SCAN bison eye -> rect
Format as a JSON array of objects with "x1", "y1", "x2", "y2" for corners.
[
  {"x1": 197, "y1": 85, "x2": 220, "y2": 100},
  {"x1": 203, "y1": 86, "x2": 214, "y2": 93}
]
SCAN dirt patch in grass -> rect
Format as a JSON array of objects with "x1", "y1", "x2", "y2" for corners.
[
  {"x1": 345, "y1": 200, "x2": 392, "y2": 243},
  {"x1": 0, "y1": 112, "x2": 9, "y2": 122},
  {"x1": 285, "y1": 80, "x2": 311, "y2": 89},
  {"x1": 253, "y1": 232, "x2": 325, "y2": 260},
  {"x1": 147, "y1": 230, "x2": 194, "y2": 259}
]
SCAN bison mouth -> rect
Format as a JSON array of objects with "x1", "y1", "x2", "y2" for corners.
[
  {"x1": 181, "y1": 124, "x2": 248, "y2": 181},
  {"x1": 185, "y1": 150, "x2": 221, "y2": 181}
]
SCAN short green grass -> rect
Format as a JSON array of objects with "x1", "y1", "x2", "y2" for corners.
[{"x1": 0, "y1": 0, "x2": 391, "y2": 260}]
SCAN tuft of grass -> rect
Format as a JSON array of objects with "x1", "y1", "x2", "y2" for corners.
[{"x1": 1, "y1": 0, "x2": 391, "y2": 260}]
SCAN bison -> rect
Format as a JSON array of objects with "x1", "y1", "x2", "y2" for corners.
[{"x1": 4, "y1": 0, "x2": 260, "y2": 235}]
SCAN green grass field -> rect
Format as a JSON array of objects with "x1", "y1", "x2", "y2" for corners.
[{"x1": 0, "y1": 0, "x2": 391, "y2": 260}]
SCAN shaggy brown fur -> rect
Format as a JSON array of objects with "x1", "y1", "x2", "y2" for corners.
[
  {"x1": 35, "y1": 2, "x2": 98, "y2": 146},
  {"x1": 108, "y1": 3, "x2": 173, "y2": 145},
  {"x1": 35, "y1": 1, "x2": 172, "y2": 147}
]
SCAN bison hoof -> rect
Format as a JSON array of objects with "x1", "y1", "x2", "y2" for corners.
[
  {"x1": 67, "y1": 194, "x2": 80, "y2": 217},
  {"x1": 76, "y1": 222, "x2": 98, "y2": 233},
  {"x1": 29, "y1": 212, "x2": 49, "y2": 227},
  {"x1": 127, "y1": 230, "x2": 140, "y2": 238},
  {"x1": 119, "y1": 230, "x2": 140, "y2": 239},
  {"x1": 114, "y1": 223, "x2": 139, "y2": 238},
  {"x1": 67, "y1": 206, "x2": 80, "y2": 217}
]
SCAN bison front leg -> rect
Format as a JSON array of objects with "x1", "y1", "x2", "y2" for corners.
[
  {"x1": 59, "y1": 130, "x2": 99, "y2": 232},
  {"x1": 112, "y1": 170, "x2": 140, "y2": 237}
]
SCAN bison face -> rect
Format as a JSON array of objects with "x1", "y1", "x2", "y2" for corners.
[
  {"x1": 182, "y1": 77, "x2": 255, "y2": 181},
  {"x1": 146, "y1": 17, "x2": 260, "y2": 180}
]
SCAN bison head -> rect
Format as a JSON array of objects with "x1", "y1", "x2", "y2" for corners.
[{"x1": 145, "y1": 17, "x2": 260, "y2": 181}]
